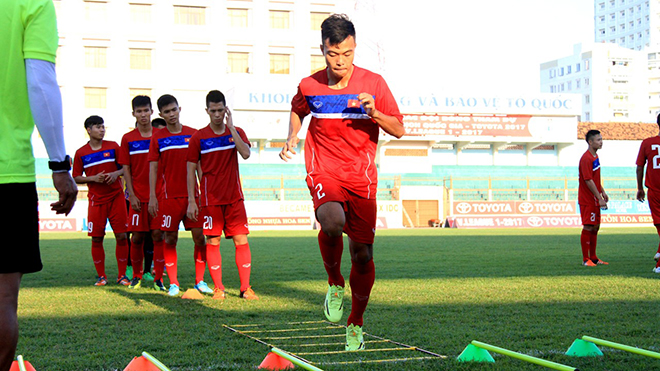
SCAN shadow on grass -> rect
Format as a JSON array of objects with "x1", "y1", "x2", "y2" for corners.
[{"x1": 17, "y1": 292, "x2": 660, "y2": 371}]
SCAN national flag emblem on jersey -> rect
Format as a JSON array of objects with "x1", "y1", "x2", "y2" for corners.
[
  {"x1": 306, "y1": 94, "x2": 373, "y2": 120},
  {"x1": 200, "y1": 135, "x2": 235, "y2": 154},
  {"x1": 82, "y1": 149, "x2": 116, "y2": 168},
  {"x1": 159, "y1": 135, "x2": 191, "y2": 152}
]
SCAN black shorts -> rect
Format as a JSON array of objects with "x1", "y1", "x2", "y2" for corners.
[{"x1": 0, "y1": 182, "x2": 42, "y2": 274}]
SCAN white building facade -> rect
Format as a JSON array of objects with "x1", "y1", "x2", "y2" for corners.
[
  {"x1": 540, "y1": 43, "x2": 648, "y2": 122},
  {"x1": 594, "y1": 0, "x2": 657, "y2": 51}
]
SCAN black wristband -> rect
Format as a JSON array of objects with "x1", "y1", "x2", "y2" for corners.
[{"x1": 48, "y1": 155, "x2": 71, "y2": 172}]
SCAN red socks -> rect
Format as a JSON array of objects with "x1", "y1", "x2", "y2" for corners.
[
  {"x1": 153, "y1": 240, "x2": 165, "y2": 281},
  {"x1": 206, "y1": 243, "x2": 224, "y2": 291},
  {"x1": 91, "y1": 240, "x2": 105, "y2": 278},
  {"x1": 194, "y1": 244, "x2": 206, "y2": 283},
  {"x1": 347, "y1": 259, "x2": 375, "y2": 327},
  {"x1": 116, "y1": 239, "x2": 129, "y2": 278},
  {"x1": 589, "y1": 230, "x2": 599, "y2": 262},
  {"x1": 163, "y1": 242, "x2": 178, "y2": 286},
  {"x1": 130, "y1": 239, "x2": 144, "y2": 279},
  {"x1": 318, "y1": 230, "x2": 345, "y2": 287},
  {"x1": 580, "y1": 229, "x2": 591, "y2": 262},
  {"x1": 235, "y1": 243, "x2": 252, "y2": 291}
]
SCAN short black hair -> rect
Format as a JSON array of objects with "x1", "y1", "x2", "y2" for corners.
[
  {"x1": 656, "y1": 113, "x2": 660, "y2": 125},
  {"x1": 84, "y1": 115, "x2": 104, "y2": 129},
  {"x1": 132, "y1": 95, "x2": 152, "y2": 111},
  {"x1": 321, "y1": 14, "x2": 355, "y2": 46},
  {"x1": 151, "y1": 118, "x2": 166, "y2": 128},
  {"x1": 206, "y1": 90, "x2": 226, "y2": 108},
  {"x1": 157, "y1": 94, "x2": 178, "y2": 111},
  {"x1": 586, "y1": 129, "x2": 601, "y2": 143}
]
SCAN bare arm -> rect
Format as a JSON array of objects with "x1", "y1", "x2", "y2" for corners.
[
  {"x1": 74, "y1": 171, "x2": 106, "y2": 184},
  {"x1": 123, "y1": 165, "x2": 140, "y2": 212},
  {"x1": 586, "y1": 179, "x2": 607, "y2": 208},
  {"x1": 279, "y1": 111, "x2": 303, "y2": 162},
  {"x1": 637, "y1": 165, "x2": 645, "y2": 202},
  {"x1": 186, "y1": 161, "x2": 199, "y2": 222},
  {"x1": 148, "y1": 161, "x2": 159, "y2": 218},
  {"x1": 358, "y1": 92, "x2": 405, "y2": 138},
  {"x1": 225, "y1": 107, "x2": 251, "y2": 159}
]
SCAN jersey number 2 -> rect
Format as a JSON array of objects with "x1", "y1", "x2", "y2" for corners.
[
  {"x1": 652, "y1": 144, "x2": 660, "y2": 169},
  {"x1": 315, "y1": 183, "x2": 326, "y2": 200}
]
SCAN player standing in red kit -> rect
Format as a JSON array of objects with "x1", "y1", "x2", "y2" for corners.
[
  {"x1": 148, "y1": 94, "x2": 206, "y2": 297},
  {"x1": 186, "y1": 90, "x2": 258, "y2": 300},
  {"x1": 636, "y1": 114, "x2": 660, "y2": 272},
  {"x1": 119, "y1": 95, "x2": 166, "y2": 290},
  {"x1": 73, "y1": 115, "x2": 130, "y2": 285},
  {"x1": 280, "y1": 14, "x2": 404, "y2": 351},
  {"x1": 578, "y1": 129, "x2": 609, "y2": 267}
]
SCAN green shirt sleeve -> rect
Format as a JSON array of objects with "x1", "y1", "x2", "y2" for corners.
[{"x1": 22, "y1": 0, "x2": 58, "y2": 63}]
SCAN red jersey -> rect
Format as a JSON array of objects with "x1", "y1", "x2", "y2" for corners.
[
  {"x1": 636, "y1": 136, "x2": 660, "y2": 191},
  {"x1": 147, "y1": 125, "x2": 197, "y2": 199},
  {"x1": 291, "y1": 65, "x2": 403, "y2": 199},
  {"x1": 73, "y1": 140, "x2": 124, "y2": 205},
  {"x1": 578, "y1": 150, "x2": 602, "y2": 205},
  {"x1": 119, "y1": 128, "x2": 162, "y2": 202},
  {"x1": 187, "y1": 125, "x2": 249, "y2": 207}
]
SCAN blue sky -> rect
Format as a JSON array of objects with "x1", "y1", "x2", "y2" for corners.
[{"x1": 348, "y1": 0, "x2": 594, "y2": 94}]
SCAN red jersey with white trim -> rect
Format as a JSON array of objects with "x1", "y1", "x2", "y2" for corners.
[
  {"x1": 119, "y1": 127, "x2": 162, "y2": 202},
  {"x1": 147, "y1": 125, "x2": 197, "y2": 199},
  {"x1": 578, "y1": 150, "x2": 602, "y2": 205},
  {"x1": 187, "y1": 125, "x2": 249, "y2": 206},
  {"x1": 636, "y1": 136, "x2": 660, "y2": 192},
  {"x1": 291, "y1": 65, "x2": 403, "y2": 199},
  {"x1": 73, "y1": 140, "x2": 123, "y2": 205}
]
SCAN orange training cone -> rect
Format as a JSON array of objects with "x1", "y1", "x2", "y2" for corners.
[
  {"x1": 258, "y1": 352, "x2": 294, "y2": 370},
  {"x1": 123, "y1": 356, "x2": 163, "y2": 371},
  {"x1": 182, "y1": 289, "x2": 204, "y2": 300},
  {"x1": 9, "y1": 360, "x2": 36, "y2": 371}
]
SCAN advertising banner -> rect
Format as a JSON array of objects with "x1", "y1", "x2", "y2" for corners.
[
  {"x1": 601, "y1": 200, "x2": 650, "y2": 215},
  {"x1": 404, "y1": 114, "x2": 532, "y2": 137},
  {"x1": 452, "y1": 201, "x2": 577, "y2": 216},
  {"x1": 453, "y1": 215, "x2": 582, "y2": 229}
]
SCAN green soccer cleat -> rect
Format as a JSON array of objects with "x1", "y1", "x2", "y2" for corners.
[
  {"x1": 128, "y1": 277, "x2": 141, "y2": 290},
  {"x1": 324, "y1": 285, "x2": 344, "y2": 323},
  {"x1": 126, "y1": 266, "x2": 133, "y2": 280},
  {"x1": 345, "y1": 323, "x2": 365, "y2": 351},
  {"x1": 142, "y1": 272, "x2": 154, "y2": 281},
  {"x1": 153, "y1": 280, "x2": 166, "y2": 292}
]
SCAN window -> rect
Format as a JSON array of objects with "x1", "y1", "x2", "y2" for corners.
[
  {"x1": 585, "y1": 94, "x2": 590, "y2": 104},
  {"x1": 310, "y1": 12, "x2": 330, "y2": 30},
  {"x1": 84, "y1": 1, "x2": 107, "y2": 22},
  {"x1": 598, "y1": 2, "x2": 605, "y2": 9},
  {"x1": 549, "y1": 69, "x2": 556, "y2": 78},
  {"x1": 585, "y1": 112, "x2": 590, "y2": 121},
  {"x1": 585, "y1": 77, "x2": 590, "y2": 86},
  {"x1": 576, "y1": 63, "x2": 581, "y2": 72},
  {"x1": 174, "y1": 6, "x2": 206, "y2": 25},
  {"x1": 598, "y1": 15, "x2": 605, "y2": 23},
  {"x1": 85, "y1": 87, "x2": 107, "y2": 109},
  {"x1": 610, "y1": 13, "x2": 615, "y2": 20},
  {"x1": 129, "y1": 88, "x2": 152, "y2": 99},
  {"x1": 269, "y1": 53, "x2": 290, "y2": 74},
  {"x1": 269, "y1": 10, "x2": 290, "y2": 29},
  {"x1": 599, "y1": 28, "x2": 606, "y2": 35},
  {"x1": 84, "y1": 47, "x2": 107, "y2": 68},
  {"x1": 567, "y1": 81, "x2": 572, "y2": 90},
  {"x1": 311, "y1": 54, "x2": 325, "y2": 74},
  {"x1": 576, "y1": 79, "x2": 581, "y2": 89},
  {"x1": 585, "y1": 60, "x2": 590, "y2": 70},
  {"x1": 228, "y1": 8, "x2": 248, "y2": 28},
  {"x1": 567, "y1": 65, "x2": 572, "y2": 74},
  {"x1": 130, "y1": 3, "x2": 151, "y2": 23},
  {"x1": 227, "y1": 52, "x2": 249, "y2": 73},
  {"x1": 559, "y1": 67, "x2": 564, "y2": 76},
  {"x1": 130, "y1": 49, "x2": 151, "y2": 69}
]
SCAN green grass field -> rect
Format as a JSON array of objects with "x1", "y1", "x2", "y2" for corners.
[{"x1": 15, "y1": 228, "x2": 660, "y2": 370}]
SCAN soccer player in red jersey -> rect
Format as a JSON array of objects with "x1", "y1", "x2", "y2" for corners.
[
  {"x1": 578, "y1": 129, "x2": 609, "y2": 267},
  {"x1": 73, "y1": 116, "x2": 130, "y2": 285},
  {"x1": 636, "y1": 114, "x2": 660, "y2": 272},
  {"x1": 279, "y1": 14, "x2": 405, "y2": 351},
  {"x1": 186, "y1": 90, "x2": 258, "y2": 301},
  {"x1": 119, "y1": 96, "x2": 166, "y2": 290},
  {"x1": 148, "y1": 94, "x2": 206, "y2": 297}
]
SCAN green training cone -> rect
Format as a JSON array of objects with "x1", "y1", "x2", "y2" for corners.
[
  {"x1": 457, "y1": 344, "x2": 495, "y2": 363},
  {"x1": 566, "y1": 339, "x2": 603, "y2": 357}
]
